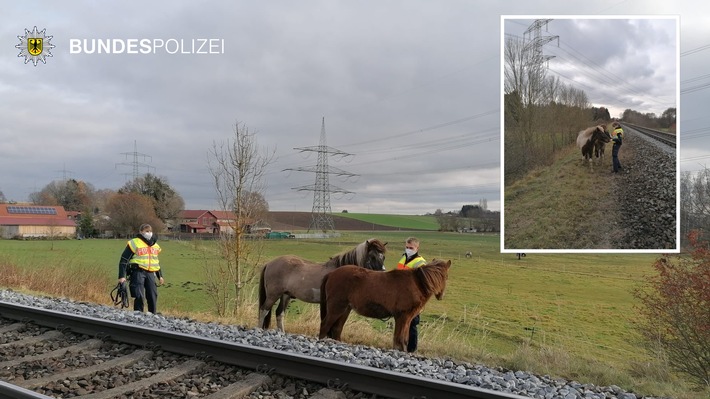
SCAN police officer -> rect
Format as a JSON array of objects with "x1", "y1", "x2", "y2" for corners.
[
  {"x1": 611, "y1": 122, "x2": 624, "y2": 173},
  {"x1": 396, "y1": 237, "x2": 427, "y2": 352},
  {"x1": 118, "y1": 223, "x2": 164, "y2": 313}
]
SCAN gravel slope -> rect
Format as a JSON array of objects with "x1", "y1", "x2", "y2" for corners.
[{"x1": 614, "y1": 128, "x2": 677, "y2": 249}]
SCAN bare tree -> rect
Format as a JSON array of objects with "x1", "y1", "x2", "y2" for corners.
[
  {"x1": 206, "y1": 121, "x2": 275, "y2": 317},
  {"x1": 46, "y1": 218, "x2": 60, "y2": 251},
  {"x1": 504, "y1": 33, "x2": 593, "y2": 183},
  {"x1": 680, "y1": 168, "x2": 710, "y2": 246}
]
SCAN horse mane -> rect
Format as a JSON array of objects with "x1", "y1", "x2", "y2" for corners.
[
  {"x1": 415, "y1": 259, "x2": 449, "y2": 297},
  {"x1": 577, "y1": 125, "x2": 604, "y2": 148},
  {"x1": 327, "y1": 239, "x2": 383, "y2": 267},
  {"x1": 576, "y1": 126, "x2": 597, "y2": 148},
  {"x1": 328, "y1": 241, "x2": 367, "y2": 267}
]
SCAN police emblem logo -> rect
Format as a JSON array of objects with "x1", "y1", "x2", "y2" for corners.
[
  {"x1": 28, "y1": 38, "x2": 43, "y2": 56},
  {"x1": 16, "y1": 26, "x2": 55, "y2": 66}
]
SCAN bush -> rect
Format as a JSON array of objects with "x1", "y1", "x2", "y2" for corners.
[{"x1": 634, "y1": 230, "x2": 710, "y2": 387}]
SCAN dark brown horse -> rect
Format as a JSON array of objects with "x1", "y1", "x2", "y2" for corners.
[
  {"x1": 577, "y1": 125, "x2": 611, "y2": 166},
  {"x1": 258, "y1": 238, "x2": 387, "y2": 331},
  {"x1": 594, "y1": 124, "x2": 612, "y2": 159},
  {"x1": 319, "y1": 259, "x2": 451, "y2": 351}
]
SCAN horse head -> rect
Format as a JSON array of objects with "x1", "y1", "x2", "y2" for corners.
[
  {"x1": 430, "y1": 259, "x2": 451, "y2": 300},
  {"x1": 594, "y1": 125, "x2": 611, "y2": 144},
  {"x1": 363, "y1": 238, "x2": 387, "y2": 271}
]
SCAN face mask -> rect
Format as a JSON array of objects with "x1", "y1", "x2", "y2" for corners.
[
  {"x1": 405, "y1": 248, "x2": 416, "y2": 257},
  {"x1": 142, "y1": 232, "x2": 153, "y2": 240}
]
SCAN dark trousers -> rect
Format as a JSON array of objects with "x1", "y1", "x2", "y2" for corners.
[
  {"x1": 612, "y1": 144, "x2": 622, "y2": 172},
  {"x1": 129, "y1": 268, "x2": 158, "y2": 313},
  {"x1": 407, "y1": 314, "x2": 420, "y2": 352}
]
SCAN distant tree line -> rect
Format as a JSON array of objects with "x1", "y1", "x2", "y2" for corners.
[
  {"x1": 433, "y1": 202, "x2": 499, "y2": 232},
  {"x1": 24, "y1": 173, "x2": 184, "y2": 238},
  {"x1": 621, "y1": 108, "x2": 676, "y2": 131}
]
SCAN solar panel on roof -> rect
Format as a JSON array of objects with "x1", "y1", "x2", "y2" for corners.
[{"x1": 6, "y1": 206, "x2": 57, "y2": 215}]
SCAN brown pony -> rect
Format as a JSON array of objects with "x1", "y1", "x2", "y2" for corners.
[
  {"x1": 594, "y1": 124, "x2": 612, "y2": 159},
  {"x1": 319, "y1": 259, "x2": 451, "y2": 351},
  {"x1": 258, "y1": 238, "x2": 387, "y2": 331},
  {"x1": 577, "y1": 125, "x2": 611, "y2": 165}
]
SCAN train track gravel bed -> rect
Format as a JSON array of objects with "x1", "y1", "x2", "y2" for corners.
[
  {"x1": 1, "y1": 290, "x2": 666, "y2": 399},
  {"x1": 616, "y1": 127, "x2": 676, "y2": 249}
]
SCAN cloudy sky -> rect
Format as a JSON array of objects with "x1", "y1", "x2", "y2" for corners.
[
  {"x1": 504, "y1": 17, "x2": 677, "y2": 119},
  {"x1": 1, "y1": 1, "x2": 707, "y2": 215}
]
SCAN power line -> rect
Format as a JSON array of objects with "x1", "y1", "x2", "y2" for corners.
[{"x1": 681, "y1": 43, "x2": 710, "y2": 57}]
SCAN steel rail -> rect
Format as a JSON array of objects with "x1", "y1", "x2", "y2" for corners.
[
  {"x1": 621, "y1": 123, "x2": 676, "y2": 147},
  {"x1": 0, "y1": 381, "x2": 54, "y2": 399},
  {"x1": 0, "y1": 301, "x2": 528, "y2": 399}
]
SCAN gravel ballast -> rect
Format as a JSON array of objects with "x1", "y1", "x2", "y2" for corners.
[{"x1": 0, "y1": 290, "x2": 668, "y2": 399}]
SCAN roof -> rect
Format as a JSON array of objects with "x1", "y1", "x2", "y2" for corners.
[
  {"x1": 186, "y1": 223, "x2": 207, "y2": 229},
  {"x1": 180, "y1": 210, "x2": 212, "y2": 219},
  {"x1": 0, "y1": 204, "x2": 67, "y2": 219},
  {"x1": 210, "y1": 210, "x2": 237, "y2": 220}
]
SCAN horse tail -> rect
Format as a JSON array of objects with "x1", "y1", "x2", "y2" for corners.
[{"x1": 258, "y1": 265, "x2": 271, "y2": 329}]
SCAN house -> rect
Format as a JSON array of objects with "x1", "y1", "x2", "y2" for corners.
[
  {"x1": 179, "y1": 210, "x2": 218, "y2": 233},
  {"x1": 178, "y1": 209, "x2": 270, "y2": 235},
  {"x1": 0, "y1": 204, "x2": 77, "y2": 239}
]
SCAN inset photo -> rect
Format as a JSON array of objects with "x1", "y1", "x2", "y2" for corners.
[{"x1": 501, "y1": 16, "x2": 679, "y2": 252}]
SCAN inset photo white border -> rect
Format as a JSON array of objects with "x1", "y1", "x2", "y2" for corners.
[{"x1": 500, "y1": 15, "x2": 680, "y2": 254}]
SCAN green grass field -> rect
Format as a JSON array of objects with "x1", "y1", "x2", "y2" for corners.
[
  {"x1": 0, "y1": 233, "x2": 702, "y2": 398},
  {"x1": 335, "y1": 212, "x2": 440, "y2": 230}
]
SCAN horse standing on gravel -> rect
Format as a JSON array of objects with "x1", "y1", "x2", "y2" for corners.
[
  {"x1": 258, "y1": 238, "x2": 387, "y2": 332},
  {"x1": 319, "y1": 259, "x2": 451, "y2": 351}
]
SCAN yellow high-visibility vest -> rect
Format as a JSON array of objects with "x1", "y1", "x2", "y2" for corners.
[
  {"x1": 127, "y1": 238, "x2": 161, "y2": 272},
  {"x1": 397, "y1": 255, "x2": 426, "y2": 270}
]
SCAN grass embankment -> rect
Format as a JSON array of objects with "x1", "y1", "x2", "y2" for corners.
[
  {"x1": 0, "y1": 234, "x2": 705, "y2": 399},
  {"x1": 504, "y1": 144, "x2": 624, "y2": 249}
]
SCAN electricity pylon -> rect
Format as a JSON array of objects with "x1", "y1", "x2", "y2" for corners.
[
  {"x1": 523, "y1": 19, "x2": 558, "y2": 67},
  {"x1": 286, "y1": 117, "x2": 357, "y2": 233},
  {"x1": 116, "y1": 140, "x2": 155, "y2": 181}
]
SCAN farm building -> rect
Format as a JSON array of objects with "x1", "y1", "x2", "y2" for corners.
[
  {"x1": 179, "y1": 210, "x2": 218, "y2": 233},
  {"x1": 178, "y1": 210, "x2": 270, "y2": 235},
  {"x1": 0, "y1": 204, "x2": 77, "y2": 239}
]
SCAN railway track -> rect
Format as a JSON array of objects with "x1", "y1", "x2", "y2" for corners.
[
  {"x1": 621, "y1": 122, "x2": 676, "y2": 147},
  {"x1": 0, "y1": 301, "x2": 525, "y2": 399}
]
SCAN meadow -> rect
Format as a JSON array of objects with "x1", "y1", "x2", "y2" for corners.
[
  {"x1": 335, "y1": 212, "x2": 440, "y2": 230},
  {"x1": 0, "y1": 232, "x2": 703, "y2": 398}
]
